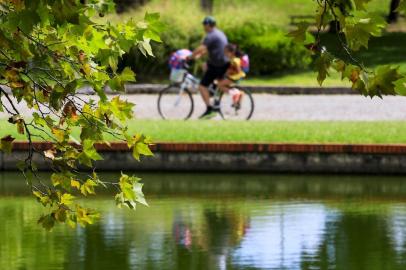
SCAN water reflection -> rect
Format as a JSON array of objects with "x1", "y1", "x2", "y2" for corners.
[
  {"x1": 1, "y1": 173, "x2": 406, "y2": 269},
  {"x1": 233, "y1": 204, "x2": 329, "y2": 269}
]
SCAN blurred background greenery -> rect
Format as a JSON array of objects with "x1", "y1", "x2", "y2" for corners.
[{"x1": 108, "y1": 0, "x2": 406, "y2": 86}]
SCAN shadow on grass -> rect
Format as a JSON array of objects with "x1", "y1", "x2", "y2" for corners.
[{"x1": 322, "y1": 32, "x2": 406, "y2": 68}]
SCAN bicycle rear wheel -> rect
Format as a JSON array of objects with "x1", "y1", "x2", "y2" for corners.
[
  {"x1": 157, "y1": 85, "x2": 194, "y2": 120},
  {"x1": 219, "y1": 87, "x2": 254, "y2": 120}
]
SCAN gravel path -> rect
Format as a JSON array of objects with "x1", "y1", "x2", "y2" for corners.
[
  {"x1": 127, "y1": 94, "x2": 406, "y2": 121},
  {"x1": 2, "y1": 94, "x2": 406, "y2": 121}
]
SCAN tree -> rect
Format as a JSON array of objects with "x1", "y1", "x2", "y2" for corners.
[
  {"x1": 289, "y1": 0, "x2": 406, "y2": 97},
  {"x1": 388, "y1": 0, "x2": 401, "y2": 23},
  {"x1": 200, "y1": 0, "x2": 214, "y2": 14},
  {"x1": 114, "y1": 0, "x2": 149, "y2": 13},
  {"x1": 0, "y1": 0, "x2": 164, "y2": 230}
]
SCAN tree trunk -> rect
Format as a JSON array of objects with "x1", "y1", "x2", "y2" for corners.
[
  {"x1": 115, "y1": 0, "x2": 148, "y2": 13},
  {"x1": 200, "y1": 0, "x2": 214, "y2": 14},
  {"x1": 388, "y1": 0, "x2": 401, "y2": 23}
]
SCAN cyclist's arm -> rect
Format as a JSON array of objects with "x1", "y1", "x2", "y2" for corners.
[{"x1": 191, "y1": 44, "x2": 207, "y2": 59}]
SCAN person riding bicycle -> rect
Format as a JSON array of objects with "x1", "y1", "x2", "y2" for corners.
[
  {"x1": 217, "y1": 44, "x2": 246, "y2": 108},
  {"x1": 187, "y1": 16, "x2": 229, "y2": 119}
]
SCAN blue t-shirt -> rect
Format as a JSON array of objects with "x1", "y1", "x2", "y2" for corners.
[{"x1": 203, "y1": 28, "x2": 229, "y2": 67}]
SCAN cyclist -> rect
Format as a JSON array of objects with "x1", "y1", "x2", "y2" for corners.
[
  {"x1": 217, "y1": 44, "x2": 246, "y2": 108},
  {"x1": 188, "y1": 16, "x2": 229, "y2": 118}
]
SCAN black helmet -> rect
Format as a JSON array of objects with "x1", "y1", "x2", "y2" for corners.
[{"x1": 202, "y1": 16, "x2": 216, "y2": 26}]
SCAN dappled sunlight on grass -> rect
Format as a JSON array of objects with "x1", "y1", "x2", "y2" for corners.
[{"x1": 243, "y1": 71, "x2": 351, "y2": 87}]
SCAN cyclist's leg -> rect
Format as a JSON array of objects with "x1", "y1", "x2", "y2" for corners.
[
  {"x1": 198, "y1": 85, "x2": 211, "y2": 106},
  {"x1": 217, "y1": 78, "x2": 233, "y2": 93},
  {"x1": 199, "y1": 65, "x2": 217, "y2": 106}
]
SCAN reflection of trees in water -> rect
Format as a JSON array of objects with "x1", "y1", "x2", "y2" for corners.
[
  {"x1": 5, "y1": 194, "x2": 406, "y2": 270},
  {"x1": 201, "y1": 208, "x2": 249, "y2": 270},
  {"x1": 65, "y1": 224, "x2": 131, "y2": 270},
  {"x1": 302, "y1": 213, "x2": 406, "y2": 270},
  {"x1": 170, "y1": 207, "x2": 250, "y2": 270},
  {"x1": 203, "y1": 208, "x2": 247, "y2": 250},
  {"x1": 0, "y1": 200, "x2": 73, "y2": 270},
  {"x1": 60, "y1": 206, "x2": 406, "y2": 270}
]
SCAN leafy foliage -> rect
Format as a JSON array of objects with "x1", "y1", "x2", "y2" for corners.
[
  {"x1": 288, "y1": 0, "x2": 406, "y2": 97},
  {"x1": 0, "y1": 0, "x2": 160, "y2": 230}
]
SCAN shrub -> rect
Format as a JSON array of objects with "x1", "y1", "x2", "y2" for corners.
[{"x1": 225, "y1": 23, "x2": 312, "y2": 75}]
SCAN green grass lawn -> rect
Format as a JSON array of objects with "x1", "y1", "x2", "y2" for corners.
[
  {"x1": 120, "y1": 0, "x2": 394, "y2": 30},
  {"x1": 244, "y1": 32, "x2": 406, "y2": 87},
  {"x1": 3, "y1": 120, "x2": 406, "y2": 144},
  {"x1": 243, "y1": 71, "x2": 351, "y2": 87}
]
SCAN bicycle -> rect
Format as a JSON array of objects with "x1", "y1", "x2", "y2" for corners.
[{"x1": 157, "y1": 64, "x2": 254, "y2": 120}]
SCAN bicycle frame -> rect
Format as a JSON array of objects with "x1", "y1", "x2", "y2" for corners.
[
  {"x1": 176, "y1": 71, "x2": 220, "y2": 103},
  {"x1": 180, "y1": 72, "x2": 199, "y2": 92},
  {"x1": 171, "y1": 72, "x2": 198, "y2": 107}
]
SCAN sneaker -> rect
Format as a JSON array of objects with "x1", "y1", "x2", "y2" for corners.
[{"x1": 199, "y1": 106, "x2": 218, "y2": 119}]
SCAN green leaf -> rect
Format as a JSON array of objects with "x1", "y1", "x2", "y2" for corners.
[
  {"x1": 38, "y1": 214, "x2": 55, "y2": 231},
  {"x1": 368, "y1": 65, "x2": 402, "y2": 96},
  {"x1": 54, "y1": 207, "x2": 67, "y2": 223},
  {"x1": 52, "y1": 128, "x2": 67, "y2": 143},
  {"x1": 52, "y1": 0, "x2": 80, "y2": 25},
  {"x1": 138, "y1": 39, "x2": 154, "y2": 57},
  {"x1": 133, "y1": 142, "x2": 153, "y2": 161},
  {"x1": 119, "y1": 67, "x2": 136, "y2": 82},
  {"x1": 144, "y1": 30, "x2": 161, "y2": 42},
  {"x1": 60, "y1": 193, "x2": 75, "y2": 206},
  {"x1": 395, "y1": 77, "x2": 406, "y2": 95},
  {"x1": 33, "y1": 191, "x2": 52, "y2": 206},
  {"x1": 0, "y1": 135, "x2": 15, "y2": 153},
  {"x1": 108, "y1": 68, "x2": 135, "y2": 92},
  {"x1": 71, "y1": 179, "x2": 81, "y2": 190},
  {"x1": 133, "y1": 182, "x2": 148, "y2": 206},
  {"x1": 116, "y1": 173, "x2": 147, "y2": 209},
  {"x1": 314, "y1": 51, "x2": 333, "y2": 86},
  {"x1": 119, "y1": 178, "x2": 135, "y2": 200},
  {"x1": 110, "y1": 96, "x2": 134, "y2": 121},
  {"x1": 33, "y1": 112, "x2": 48, "y2": 127},
  {"x1": 76, "y1": 206, "x2": 100, "y2": 227},
  {"x1": 51, "y1": 173, "x2": 72, "y2": 190},
  {"x1": 80, "y1": 179, "x2": 98, "y2": 196},
  {"x1": 108, "y1": 56, "x2": 118, "y2": 73},
  {"x1": 353, "y1": 0, "x2": 372, "y2": 10},
  {"x1": 287, "y1": 22, "x2": 309, "y2": 43},
  {"x1": 82, "y1": 139, "x2": 103, "y2": 161},
  {"x1": 8, "y1": 10, "x2": 41, "y2": 32},
  {"x1": 343, "y1": 12, "x2": 386, "y2": 51}
]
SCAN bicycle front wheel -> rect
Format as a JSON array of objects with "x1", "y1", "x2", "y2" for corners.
[
  {"x1": 157, "y1": 85, "x2": 194, "y2": 120},
  {"x1": 219, "y1": 87, "x2": 254, "y2": 120}
]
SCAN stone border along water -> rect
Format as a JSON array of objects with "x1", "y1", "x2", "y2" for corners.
[{"x1": 2, "y1": 142, "x2": 406, "y2": 174}]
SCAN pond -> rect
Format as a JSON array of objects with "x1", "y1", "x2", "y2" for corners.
[{"x1": 2, "y1": 172, "x2": 406, "y2": 270}]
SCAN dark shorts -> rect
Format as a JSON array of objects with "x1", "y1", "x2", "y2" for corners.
[{"x1": 200, "y1": 63, "x2": 230, "y2": 87}]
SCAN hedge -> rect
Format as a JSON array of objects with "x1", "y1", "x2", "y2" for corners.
[{"x1": 118, "y1": 21, "x2": 312, "y2": 80}]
